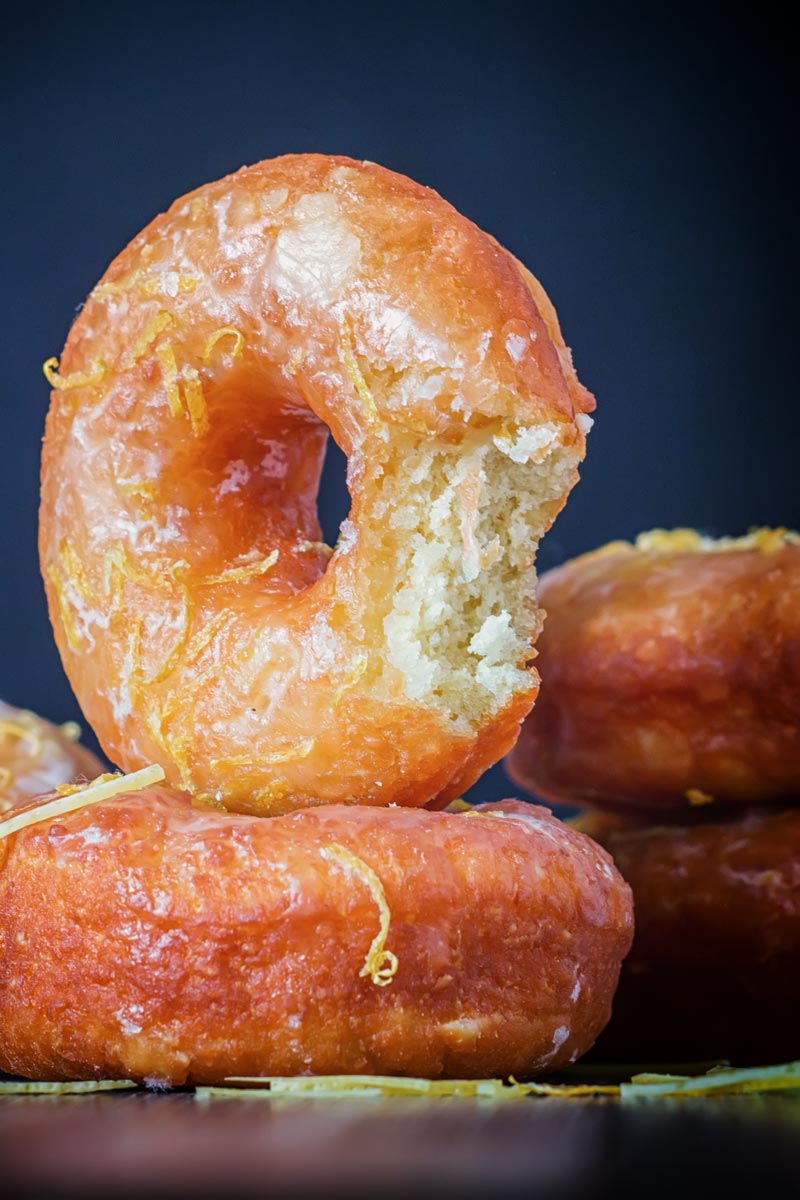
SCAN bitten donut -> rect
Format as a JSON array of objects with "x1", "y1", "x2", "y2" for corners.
[
  {"x1": 0, "y1": 786, "x2": 632, "y2": 1084},
  {"x1": 576, "y1": 809, "x2": 800, "y2": 1064},
  {"x1": 40, "y1": 154, "x2": 593, "y2": 815},
  {"x1": 507, "y1": 529, "x2": 800, "y2": 813},
  {"x1": 0, "y1": 699, "x2": 102, "y2": 812}
]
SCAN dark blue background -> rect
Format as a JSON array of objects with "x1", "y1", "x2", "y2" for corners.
[{"x1": 1, "y1": 3, "x2": 792, "y2": 802}]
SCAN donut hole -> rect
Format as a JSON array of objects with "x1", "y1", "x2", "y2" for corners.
[
  {"x1": 317, "y1": 439, "x2": 350, "y2": 547},
  {"x1": 156, "y1": 364, "x2": 331, "y2": 594}
]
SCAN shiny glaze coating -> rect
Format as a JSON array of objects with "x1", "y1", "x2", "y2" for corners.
[
  {"x1": 508, "y1": 529, "x2": 800, "y2": 813},
  {"x1": 0, "y1": 699, "x2": 102, "y2": 812},
  {"x1": 0, "y1": 793, "x2": 631, "y2": 1084},
  {"x1": 40, "y1": 154, "x2": 592, "y2": 815},
  {"x1": 578, "y1": 808, "x2": 800, "y2": 1063}
]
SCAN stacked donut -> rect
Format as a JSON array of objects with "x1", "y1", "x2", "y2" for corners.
[
  {"x1": 508, "y1": 528, "x2": 800, "y2": 1063},
  {"x1": 0, "y1": 155, "x2": 633, "y2": 1085}
]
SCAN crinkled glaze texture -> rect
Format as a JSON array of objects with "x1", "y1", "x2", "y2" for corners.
[
  {"x1": 0, "y1": 793, "x2": 631, "y2": 1084},
  {"x1": 579, "y1": 808, "x2": 800, "y2": 1064},
  {"x1": 0, "y1": 700, "x2": 102, "y2": 812},
  {"x1": 508, "y1": 532, "x2": 800, "y2": 812},
  {"x1": 39, "y1": 154, "x2": 593, "y2": 814}
]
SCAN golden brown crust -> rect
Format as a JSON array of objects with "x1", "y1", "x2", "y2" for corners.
[
  {"x1": 0, "y1": 792, "x2": 631, "y2": 1084},
  {"x1": 40, "y1": 154, "x2": 590, "y2": 814},
  {"x1": 507, "y1": 530, "x2": 800, "y2": 812},
  {"x1": 581, "y1": 808, "x2": 800, "y2": 1063},
  {"x1": 0, "y1": 700, "x2": 102, "y2": 812}
]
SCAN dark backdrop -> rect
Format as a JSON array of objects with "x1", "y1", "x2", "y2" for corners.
[{"x1": 1, "y1": 2, "x2": 793, "y2": 802}]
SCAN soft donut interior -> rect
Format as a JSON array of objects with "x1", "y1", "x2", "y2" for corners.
[{"x1": 361, "y1": 427, "x2": 581, "y2": 729}]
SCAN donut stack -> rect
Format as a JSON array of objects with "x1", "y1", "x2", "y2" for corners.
[
  {"x1": 0, "y1": 155, "x2": 634, "y2": 1085},
  {"x1": 507, "y1": 528, "x2": 800, "y2": 1064}
]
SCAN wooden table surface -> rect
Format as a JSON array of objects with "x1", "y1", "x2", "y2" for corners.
[{"x1": 1, "y1": 1090, "x2": 798, "y2": 1198}]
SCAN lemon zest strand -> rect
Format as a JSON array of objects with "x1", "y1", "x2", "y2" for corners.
[
  {"x1": 59, "y1": 540, "x2": 92, "y2": 601},
  {"x1": 0, "y1": 1080, "x2": 137, "y2": 1095},
  {"x1": 122, "y1": 311, "x2": 174, "y2": 370},
  {"x1": 686, "y1": 787, "x2": 715, "y2": 807},
  {"x1": 0, "y1": 720, "x2": 44, "y2": 760},
  {"x1": 340, "y1": 324, "x2": 380, "y2": 425},
  {"x1": 140, "y1": 585, "x2": 194, "y2": 686},
  {"x1": 140, "y1": 274, "x2": 200, "y2": 298},
  {"x1": 46, "y1": 563, "x2": 84, "y2": 651},
  {"x1": 182, "y1": 367, "x2": 209, "y2": 437},
  {"x1": 203, "y1": 327, "x2": 245, "y2": 363},
  {"x1": 211, "y1": 740, "x2": 315, "y2": 772},
  {"x1": 156, "y1": 343, "x2": 184, "y2": 418},
  {"x1": 0, "y1": 765, "x2": 165, "y2": 842},
  {"x1": 202, "y1": 550, "x2": 279, "y2": 586},
  {"x1": 296, "y1": 540, "x2": 334, "y2": 558},
  {"x1": 322, "y1": 843, "x2": 398, "y2": 987},
  {"x1": 43, "y1": 357, "x2": 107, "y2": 391}
]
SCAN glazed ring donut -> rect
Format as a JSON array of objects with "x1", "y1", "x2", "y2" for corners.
[
  {"x1": 576, "y1": 808, "x2": 800, "y2": 1064},
  {"x1": 0, "y1": 785, "x2": 632, "y2": 1084},
  {"x1": 0, "y1": 699, "x2": 102, "y2": 812},
  {"x1": 507, "y1": 528, "x2": 800, "y2": 813},
  {"x1": 40, "y1": 153, "x2": 593, "y2": 815}
]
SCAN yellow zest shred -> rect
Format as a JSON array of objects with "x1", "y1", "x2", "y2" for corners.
[
  {"x1": 102, "y1": 544, "x2": 156, "y2": 615},
  {"x1": 250, "y1": 779, "x2": 294, "y2": 808},
  {"x1": 0, "y1": 719, "x2": 44, "y2": 760},
  {"x1": 0, "y1": 767, "x2": 14, "y2": 794},
  {"x1": 55, "y1": 772, "x2": 118, "y2": 798},
  {"x1": 686, "y1": 787, "x2": 715, "y2": 807},
  {"x1": 0, "y1": 764, "x2": 165, "y2": 842},
  {"x1": 262, "y1": 739, "x2": 315, "y2": 765},
  {"x1": 182, "y1": 367, "x2": 209, "y2": 436},
  {"x1": 59, "y1": 540, "x2": 92, "y2": 602},
  {"x1": 203, "y1": 327, "x2": 245, "y2": 363},
  {"x1": 211, "y1": 740, "x2": 315, "y2": 772},
  {"x1": 285, "y1": 347, "x2": 306, "y2": 376},
  {"x1": 340, "y1": 323, "x2": 380, "y2": 425},
  {"x1": 295, "y1": 540, "x2": 334, "y2": 558},
  {"x1": 634, "y1": 527, "x2": 800, "y2": 556},
  {"x1": 92, "y1": 269, "x2": 145, "y2": 299},
  {"x1": 122, "y1": 310, "x2": 174, "y2": 370},
  {"x1": 0, "y1": 1079, "x2": 137, "y2": 1095},
  {"x1": 120, "y1": 479, "x2": 158, "y2": 504},
  {"x1": 157, "y1": 339, "x2": 208, "y2": 435},
  {"x1": 322, "y1": 843, "x2": 398, "y2": 987},
  {"x1": 140, "y1": 274, "x2": 200, "y2": 298},
  {"x1": 46, "y1": 563, "x2": 84, "y2": 651},
  {"x1": 191, "y1": 1061, "x2": 800, "y2": 1105},
  {"x1": 140, "y1": 585, "x2": 194, "y2": 686},
  {"x1": 508, "y1": 1077, "x2": 620, "y2": 1097},
  {"x1": 202, "y1": 550, "x2": 279, "y2": 586},
  {"x1": 42, "y1": 357, "x2": 107, "y2": 392},
  {"x1": 60, "y1": 721, "x2": 82, "y2": 742},
  {"x1": 334, "y1": 655, "x2": 368, "y2": 705},
  {"x1": 181, "y1": 609, "x2": 234, "y2": 666},
  {"x1": 620, "y1": 1061, "x2": 800, "y2": 1100},
  {"x1": 445, "y1": 798, "x2": 472, "y2": 813},
  {"x1": 156, "y1": 343, "x2": 184, "y2": 418},
  {"x1": 198, "y1": 1076, "x2": 618, "y2": 1101}
]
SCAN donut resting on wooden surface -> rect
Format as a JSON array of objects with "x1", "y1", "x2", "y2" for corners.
[{"x1": 0, "y1": 792, "x2": 631, "y2": 1084}]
